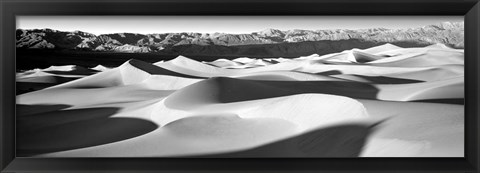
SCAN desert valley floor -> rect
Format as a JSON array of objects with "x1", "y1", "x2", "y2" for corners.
[{"x1": 16, "y1": 43, "x2": 464, "y2": 157}]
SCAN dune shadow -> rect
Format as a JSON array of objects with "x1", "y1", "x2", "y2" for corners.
[
  {"x1": 16, "y1": 82, "x2": 55, "y2": 95},
  {"x1": 352, "y1": 51, "x2": 383, "y2": 63},
  {"x1": 410, "y1": 98, "x2": 464, "y2": 105},
  {"x1": 16, "y1": 104, "x2": 71, "y2": 116},
  {"x1": 16, "y1": 76, "x2": 82, "y2": 94},
  {"x1": 213, "y1": 77, "x2": 379, "y2": 102},
  {"x1": 316, "y1": 70, "x2": 342, "y2": 76},
  {"x1": 165, "y1": 77, "x2": 380, "y2": 109},
  {"x1": 349, "y1": 75, "x2": 424, "y2": 84},
  {"x1": 16, "y1": 104, "x2": 158, "y2": 156},
  {"x1": 17, "y1": 75, "x2": 80, "y2": 83},
  {"x1": 193, "y1": 123, "x2": 377, "y2": 158},
  {"x1": 128, "y1": 59, "x2": 206, "y2": 79},
  {"x1": 43, "y1": 70, "x2": 97, "y2": 75},
  {"x1": 65, "y1": 86, "x2": 112, "y2": 89}
]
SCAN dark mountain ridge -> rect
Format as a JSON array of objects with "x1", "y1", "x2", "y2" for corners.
[{"x1": 16, "y1": 21, "x2": 464, "y2": 53}]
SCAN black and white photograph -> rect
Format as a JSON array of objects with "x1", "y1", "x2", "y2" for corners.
[{"x1": 15, "y1": 16, "x2": 464, "y2": 157}]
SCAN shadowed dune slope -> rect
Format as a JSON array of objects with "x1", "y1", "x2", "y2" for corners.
[
  {"x1": 164, "y1": 77, "x2": 379, "y2": 110},
  {"x1": 17, "y1": 105, "x2": 158, "y2": 156}
]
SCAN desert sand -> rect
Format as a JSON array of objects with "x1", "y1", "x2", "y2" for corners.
[{"x1": 16, "y1": 43, "x2": 464, "y2": 157}]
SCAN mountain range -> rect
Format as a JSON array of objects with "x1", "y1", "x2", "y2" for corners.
[{"x1": 16, "y1": 21, "x2": 464, "y2": 56}]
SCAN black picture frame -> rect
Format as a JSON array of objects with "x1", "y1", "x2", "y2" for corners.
[{"x1": 1, "y1": 0, "x2": 479, "y2": 172}]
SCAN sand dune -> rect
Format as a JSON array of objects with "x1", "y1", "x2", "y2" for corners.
[
  {"x1": 358, "y1": 99, "x2": 464, "y2": 157},
  {"x1": 369, "y1": 49, "x2": 464, "y2": 67},
  {"x1": 33, "y1": 93, "x2": 369, "y2": 157},
  {"x1": 347, "y1": 50, "x2": 386, "y2": 63},
  {"x1": 17, "y1": 75, "x2": 78, "y2": 84},
  {"x1": 157, "y1": 55, "x2": 237, "y2": 77},
  {"x1": 206, "y1": 59, "x2": 244, "y2": 68},
  {"x1": 90, "y1": 65, "x2": 110, "y2": 71},
  {"x1": 16, "y1": 65, "x2": 96, "y2": 94},
  {"x1": 16, "y1": 43, "x2": 464, "y2": 157},
  {"x1": 361, "y1": 43, "x2": 403, "y2": 54}
]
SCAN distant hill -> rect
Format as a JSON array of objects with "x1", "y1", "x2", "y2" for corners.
[{"x1": 16, "y1": 22, "x2": 464, "y2": 55}]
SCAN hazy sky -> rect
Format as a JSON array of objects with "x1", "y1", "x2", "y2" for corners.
[{"x1": 17, "y1": 16, "x2": 463, "y2": 35}]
